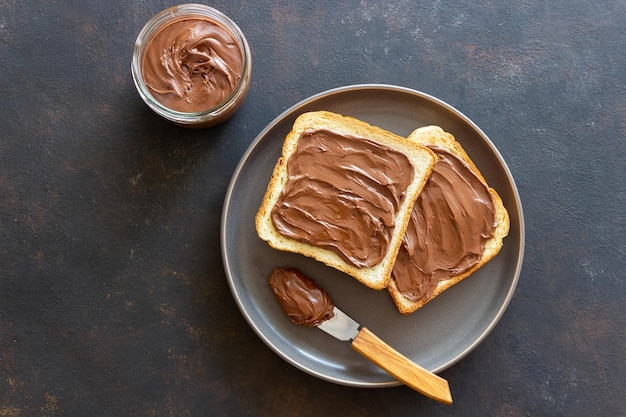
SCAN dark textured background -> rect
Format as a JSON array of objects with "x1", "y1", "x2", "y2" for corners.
[{"x1": 1, "y1": 1, "x2": 624, "y2": 416}]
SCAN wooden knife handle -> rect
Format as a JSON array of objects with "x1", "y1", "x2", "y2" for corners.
[{"x1": 351, "y1": 327, "x2": 453, "y2": 404}]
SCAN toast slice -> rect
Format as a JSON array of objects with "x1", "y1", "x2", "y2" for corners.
[
  {"x1": 255, "y1": 111, "x2": 437, "y2": 290},
  {"x1": 388, "y1": 126, "x2": 510, "y2": 313}
]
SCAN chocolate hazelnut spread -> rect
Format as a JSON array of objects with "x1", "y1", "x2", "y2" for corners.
[
  {"x1": 392, "y1": 146, "x2": 496, "y2": 302},
  {"x1": 270, "y1": 129, "x2": 414, "y2": 269},
  {"x1": 141, "y1": 17, "x2": 243, "y2": 113},
  {"x1": 268, "y1": 268, "x2": 334, "y2": 327}
]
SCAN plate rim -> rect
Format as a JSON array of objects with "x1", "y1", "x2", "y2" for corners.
[{"x1": 221, "y1": 83, "x2": 525, "y2": 387}]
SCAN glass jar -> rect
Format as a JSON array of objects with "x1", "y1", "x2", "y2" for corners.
[{"x1": 131, "y1": 4, "x2": 251, "y2": 128}]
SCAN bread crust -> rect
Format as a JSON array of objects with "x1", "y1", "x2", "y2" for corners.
[
  {"x1": 387, "y1": 126, "x2": 510, "y2": 313},
  {"x1": 255, "y1": 111, "x2": 437, "y2": 290}
]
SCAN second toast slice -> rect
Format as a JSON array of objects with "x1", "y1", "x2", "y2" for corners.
[{"x1": 388, "y1": 126, "x2": 510, "y2": 313}]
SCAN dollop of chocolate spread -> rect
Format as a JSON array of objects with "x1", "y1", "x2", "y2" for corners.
[
  {"x1": 271, "y1": 129, "x2": 414, "y2": 268},
  {"x1": 392, "y1": 146, "x2": 497, "y2": 302},
  {"x1": 141, "y1": 17, "x2": 243, "y2": 113},
  {"x1": 268, "y1": 268, "x2": 334, "y2": 327}
]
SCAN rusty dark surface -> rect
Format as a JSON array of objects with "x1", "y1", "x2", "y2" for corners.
[{"x1": 1, "y1": 1, "x2": 624, "y2": 416}]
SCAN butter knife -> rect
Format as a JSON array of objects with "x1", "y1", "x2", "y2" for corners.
[
  {"x1": 268, "y1": 267, "x2": 452, "y2": 404},
  {"x1": 319, "y1": 305, "x2": 452, "y2": 404}
]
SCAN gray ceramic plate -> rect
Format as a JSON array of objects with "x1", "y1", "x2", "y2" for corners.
[{"x1": 221, "y1": 84, "x2": 524, "y2": 387}]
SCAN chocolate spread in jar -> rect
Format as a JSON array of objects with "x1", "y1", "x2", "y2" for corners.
[
  {"x1": 268, "y1": 268, "x2": 334, "y2": 327},
  {"x1": 391, "y1": 146, "x2": 497, "y2": 302},
  {"x1": 270, "y1": 129, "x2": 414, "y2": 269},
  {"x1": 141, "y1": 17, "x2": 243, "y2": 113}
]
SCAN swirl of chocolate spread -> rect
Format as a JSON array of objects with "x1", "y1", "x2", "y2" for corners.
[
  {"x1": 392, "y1": 146, "x2": 497, "y2": 302},
  {"x1": 268, "y1": 268, "x2": 334, "y2": 327},
  {"x1": 271, "y1": 129, "x2": 414, "y2": 268},
  {"x1": 141, "y1": 17, "x2": 243, "y2": 113}
]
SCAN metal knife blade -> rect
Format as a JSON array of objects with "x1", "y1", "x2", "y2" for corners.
[{"x1": 317, "y1": 306, "x2": 360, "y2": 341}]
